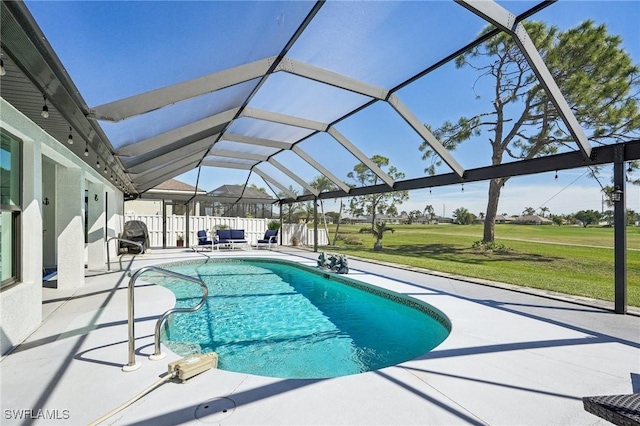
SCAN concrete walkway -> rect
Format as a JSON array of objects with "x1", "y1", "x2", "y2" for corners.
[{"x1": 1, "y1": 248, "x2": 638, "y2": 425}]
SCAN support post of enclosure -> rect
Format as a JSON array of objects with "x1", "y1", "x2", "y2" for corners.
[
  {"x1": 279, "y1": 203, "x2": 283, "y2": 246},
  {"x1": 613, "y1": 145, "x2": 627, "y2": 314},
  {"x1": 313, "y1": 197, "x2": 318, "y2": 252}
]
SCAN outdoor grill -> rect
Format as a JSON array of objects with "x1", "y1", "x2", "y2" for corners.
[{"x1": 119, "y1": 220, "x2": 149, "y2": 254}]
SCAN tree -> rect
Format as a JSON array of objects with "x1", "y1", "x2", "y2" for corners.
[
  {"x1": 408, "y1": 210, "x2": 422, "y2": 224},
  {"x1": 523, "y1": 207, "x2": 536, "y2": 216},
  {"x1": 309, "y1": 175, "x2": 337, "y2": 243},
  {"x1": 247, "y1": 183, "x2": 268, "y2": 194},
  {"x1": 347, "y1": 155, "x2": 409, "y2": 230},
  {"x1": 279, "y1": 186, "x2": 304, "y2": 223},
  {"x1": 360, "y1": 221, "x2": 394, "y2": 251},
  {"x1": 575, "y1": 209, "x2": 602, "y2": 227},
  {"x1": 539, "y1": 207, "x2": 550, "y2": 217},
  {"x1": 420, "y1": 20, "x2": 640, "y2": 243},
  {"x1": 423, "y1": 205, "x2": 435, "y2": 222},
  {"x1": 551, "y1": 215, "x2": 564, "y2": 226},
  {"x1": 453, "y1": 207, "x2": 474, "y2": 224}
]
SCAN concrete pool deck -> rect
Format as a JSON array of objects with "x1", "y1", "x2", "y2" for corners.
[{"x1": 1, "y1": 248, "x2": 638, "y2": 425}]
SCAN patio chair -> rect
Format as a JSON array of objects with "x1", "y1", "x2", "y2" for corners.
[
  {"x1": 257, "y1": 229, "x2": 278, "y2": 249},
  {"x1": 193, "y1": 230, "x2": 215, "y2": 251}
]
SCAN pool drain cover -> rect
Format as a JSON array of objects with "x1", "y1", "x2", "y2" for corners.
[{"x1": 195, "y1": 397, "x2": 236, "y2": 423}]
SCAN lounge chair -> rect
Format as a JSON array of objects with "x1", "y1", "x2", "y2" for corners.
[
  {"x1": 257, "y1": 229, "x2": 278, "y2": 249},
  {"x1": 193, "y1": 230, "x2": 215, "y2": 251}
]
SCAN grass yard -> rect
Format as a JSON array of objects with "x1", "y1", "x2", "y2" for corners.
[{"x1": 322, "y1": 224, "x2": 640, "y2": 307}]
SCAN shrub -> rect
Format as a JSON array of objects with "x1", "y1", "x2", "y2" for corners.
[
  {"x1": 336, "y1": 233, "x2": 363, "y2": 245},
  {"x1": 267, "y1": 220, "x2": 281, "y2": 230},
  {"x1": 472, "y1": 240, "x2": 512, "y2": 253}
]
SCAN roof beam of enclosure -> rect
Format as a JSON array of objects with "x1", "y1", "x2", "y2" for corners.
[
  {"x1": 274, "y1": 59, "x2": 463, "y2": 178},
  {"x1": 291, "y1": 145, "x2": 352, "y2": 193},
  {"x1": 276, "y1": 58, "x2": 389, "y2": 100},
  {"x1": 291, "y1": 139, "x2": 640, "y2": 203},
  {"x1": 253, "y1": 167, "x2": 298, "y2": 198},
  {"x1": 456, "y1": 0, "x2": 592, "y2": 159},
  {"x1": 387, "y1": 94, "x2": 466, "y2": 177},
  {"x1": 117, "y1": 108, "x2": 238, "y2": 157},
  {"x1": 91, "y1": 58, "x2": 274, "y2": 122},
  {"x1": 131, "y1": 154, "x2": 202, "y2": 185},
  {"x1": 268, "y1": 158, "x2": 319, "y2": 196},
  {"x1": 126, "y1": 142, "x2": 212, "y2": 174},
  {"x1": 209, "y1": 149, "x2": 268, "y2": 162},
  {"x1": 137, "y1": 162, "x2": 202, "y2": 192},
  {"x1": 222, "y1": 133, "x2": 292, "y2": 150},
  {"x1": 201, "y1": 160, "x2": 253, "y2": 170},
  {"x1": 122, "y1": 134, "x2": 219, "y2": 171},
  {"x1": 326, "y1": 127, "x2": 395, "y2": 188},
  {"x1": 242, "y1": 107, "x2": 395, "y2": 188}
]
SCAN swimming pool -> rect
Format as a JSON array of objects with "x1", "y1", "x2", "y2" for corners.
[{"x1": 154, "y1": 258, "x2": 450, "y2": 379}]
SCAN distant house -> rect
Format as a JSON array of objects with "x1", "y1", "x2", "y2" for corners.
[
  {"x1": 204, "y1": 184, "x2": 275, "y2": 218},
  {"x1": 341, "y1": 214, "x2": 403, "y2": 225},
  {"x1": 495, "y1": 214, "x2": 516, "y2": 224},
  {"x1": 126, "y1": 181, "x2": 277, "y2": 218},
  {"x1": 125, "y1": 178, "x2": 207, "y2": 216},
  {"x1": 515, "y1": 214, "x2": 553, "y2": 225},
  {"x1": 433, "y1": 215, "x2": 454, "y2": 224}
]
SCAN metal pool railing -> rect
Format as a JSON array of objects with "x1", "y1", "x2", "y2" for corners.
[
  {"x1": 105, "y1": 237, "x2": 144, "y2": 272},
  {"x1": 122, "y1": 265, "x2": 208, "y2": 372}
]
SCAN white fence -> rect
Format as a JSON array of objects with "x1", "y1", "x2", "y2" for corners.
[{"x1": 123, "y1": 215, "x2": 328, "y2": 248}]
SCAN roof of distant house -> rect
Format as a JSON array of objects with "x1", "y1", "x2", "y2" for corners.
[
  {"x1": 152, "y1": 178, "x2": 206, "y2": 193},
  {"x1": 208, "y1": 184, "x2": 274, "y2": 200},
  {"x1": 516, "y1": 214, "x2": 553, "y2": 223}
]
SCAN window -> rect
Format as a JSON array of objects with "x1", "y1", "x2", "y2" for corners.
[{"x1": 0, "y1": 130, "x2": 22, "y2": 288}]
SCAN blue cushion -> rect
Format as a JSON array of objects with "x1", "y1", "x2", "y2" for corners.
[
  {"x1": 197, "y1": 230, "x2": 212, "y2": 245},
  {"x1": 258, "y1": 229, "x2": 278, "y2": 244},
  {"x1": 216, "y1": 229, "x2": 232, "y2": 241},
  {"x1": 230, "y1": 229, "x2": 244, "y2": 240}
]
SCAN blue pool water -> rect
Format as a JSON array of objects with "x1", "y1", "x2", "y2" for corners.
[{"x1": 156, "y1": 259, "x2": 450, "y2": 379}]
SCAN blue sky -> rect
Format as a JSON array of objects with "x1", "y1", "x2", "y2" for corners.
[{"x1": 25, "y1": 0, "x2": 640, "y2": 217}]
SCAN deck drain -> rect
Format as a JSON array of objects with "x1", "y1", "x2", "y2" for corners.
[{"x1": 195, "y1": 397, "x2": 236, "y2": 423}]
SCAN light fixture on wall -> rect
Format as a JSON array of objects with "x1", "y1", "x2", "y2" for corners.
[
  {"x1": 67, "y1": 126, "x2": 73, "y2": 144},
  {"x1": 41, "y1": 96, "x2": 49, "y2": 118},
  {"x1": 0, "y1": 58, "x2": 6, "y2": 77},
  {"x1": 96, "y1": 158, "x2": 100, "y2": 168},
  {"x1": 43, "y1": 197, "x2": 50, "y2": 206},
  {"x1": 84, "y1": 141, "x2": 89, "y2": 157},
  {"x1": 104, "y1": 166, "x2": 108, "y2": 174}
]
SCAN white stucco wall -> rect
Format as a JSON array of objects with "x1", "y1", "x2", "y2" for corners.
[{"x1": 0, "y1": 98, "x2": 123, "y2": 356}]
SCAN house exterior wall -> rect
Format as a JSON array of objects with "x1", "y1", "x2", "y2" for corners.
[{"x1": 0, "y1": 99, "x2": 123, "y2": 356}]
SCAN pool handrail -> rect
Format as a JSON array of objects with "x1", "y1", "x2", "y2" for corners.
[
  {"x1": 105, "y1": 237, "x2": 144, "y2": 271},
  {"x1": 123, "y1": 265, "x2": 208, "y2": 372}
]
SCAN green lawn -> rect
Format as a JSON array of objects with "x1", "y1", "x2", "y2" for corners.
[{"x1": 321, "y1": 224, "x2": 640, "y2": 307}]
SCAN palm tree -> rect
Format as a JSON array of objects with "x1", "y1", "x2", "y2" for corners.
[
  {"x1": 279, "y1": 186, "x2": 303, "y2": 223},
  {"x1": 360, "y1": 221, "x2": 394, "y2": 251},
  {"x1": 423, "y1": 204, "x2": 435, "y2": 223},
  {"x1": 523, "y1": 207, "x2": 536, "y2": 216},
  {"x1": 539, "y1": 207, "x2": 550, "y2": 217},
  {"x1": 310, "y1": 175, "x2": 336, "y2": 245}
]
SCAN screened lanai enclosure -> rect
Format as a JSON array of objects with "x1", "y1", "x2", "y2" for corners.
[{"x1": 1, "y1": 0, "x2": 639, "y2": 312}]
